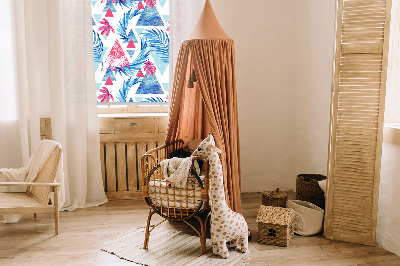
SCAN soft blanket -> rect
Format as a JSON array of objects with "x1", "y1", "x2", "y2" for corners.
[
  {"x1": 0, "y1": 140, "x2": 65, "y2": 223},
  {"x1": 159, "y1": 157, "x2": 199, "y2": 188}
]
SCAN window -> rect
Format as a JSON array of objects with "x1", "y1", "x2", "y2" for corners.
[{"x1": 92, "y1": 0, "x2": 169, "y2": 104}]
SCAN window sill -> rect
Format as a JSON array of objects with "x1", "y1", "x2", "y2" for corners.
[
  {"x1": 98, "y1": 113, "x2": 167, "y2": 118},
  {"x1": 97, "y1": 104, "x2": 168, "y2": 116}
]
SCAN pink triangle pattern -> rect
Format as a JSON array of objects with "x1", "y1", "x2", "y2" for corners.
[
  {"x1": 137, "y1": 1, "x2": 144, "y2": 9},
  {"x1": 127, "y1": 40, "x2": 136, "y2": 48},
  {"x1": 102, "y1": 39, "x2": 130, "y2": 71},
  {"x1": 105, "y1": 77, "x2": 113, "y2": 85},
  {"x1": 105, "y1": 8, "x2": 114, "y2": 17}
]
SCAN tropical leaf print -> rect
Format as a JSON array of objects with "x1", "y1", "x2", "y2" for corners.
[
  {"x1": 144, "y1": 97, "x2": 165, "y2": 102},
  {"x1": 144, "y1": 61, "x2": 156, "y2": 76},
  {"x1": 144, "y1": 0, "x2": 156, "y2": 7},
  {"x1": 98, "y1": 87, "x2": 115, "y2": 102},
  {"x1": 113, "y1": 0, "x2": 140, "y2": 8},
  {"x1": 117, "y1": 9, "x2": 142, "y2": 43},
  {"x1": 92, "y1": 0, "x2": 169, "y2": 103},
  {"x1": 93, "y1": 30, "x2": 103, "y2": 63},
  {"x1": 141, "y1": 28, "x2": 169, "y2": 64},
  {"x1": 116, "y1": 76, "x2": 142, "y2": 102},
  {"x1": 98, "y1": 18, "x2": 115, "y2": 36},
  {"x1": 114, "y1": 40, "x2": 150, "y2": 77}
]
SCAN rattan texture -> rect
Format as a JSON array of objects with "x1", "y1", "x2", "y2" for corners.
[
  {"x1": 0, "y1": 193, "x2": 42, "y2": 207},
  {"x1": 256, "y1": 205, "x2": 296, "y2": 247},
  {"x1": 296, "y1": 174, "x2": 326, "y2": 209},
  {"x1": 26, "y1": 147, "x2": 62, "y2": 205},
  {"x1": 142, "y1": 140, "x2": 209, "y2": 220},
  {"x1": 262, "y1": 188, "x2": 287, "y2": 208}
]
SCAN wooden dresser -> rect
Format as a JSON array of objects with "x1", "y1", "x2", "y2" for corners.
[{"x1": 99, "y1": 114, "x2": 168, "y2": 200}]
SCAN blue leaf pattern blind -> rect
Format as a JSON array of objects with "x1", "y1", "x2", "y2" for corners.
[{"x1": 92, "y1": 0, "x2": 169, "y2": 103}]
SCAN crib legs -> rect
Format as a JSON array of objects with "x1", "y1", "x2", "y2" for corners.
[
  {"x1": 144, "y1": 209, "x2": 155, "y2": 249},
  {"x1": 193, "y1": 212, "x2": 211, "y2": 255},
  {"x1": 199, "y1": 216, "x2": 207, "y2": 255},
  {"x1": 144, "y1": 208, "x2": 210, "y2": 254}
]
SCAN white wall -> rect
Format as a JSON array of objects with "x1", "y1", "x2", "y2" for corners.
[
  {"x1": 377, "y1": 142, "x2": 400, "y2": 256},
  {"x1": 294, "y1": 1, "x2": 335, "y2": 178},
  {"x1": 211, "y1": 0, "x2": 335, "y2": 192}
]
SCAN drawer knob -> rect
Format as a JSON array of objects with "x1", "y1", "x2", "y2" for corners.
[{"x1": 129, "y1": 123, "x2": 138, "y2": 127}]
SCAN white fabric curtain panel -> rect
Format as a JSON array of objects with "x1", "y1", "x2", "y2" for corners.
[
  {"x1": 0, "y1": 0, "x2": 107, "y2": 211},
  {"x1": 169, "y1": 0, "x2": 205, "y2": 90}
]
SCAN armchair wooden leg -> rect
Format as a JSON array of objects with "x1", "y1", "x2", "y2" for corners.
[
  {"x1": 144, "y1": 209, "x2": 155, "y2": 249},
  {"x1": 54, "y1": 186, "x2": 59, "y2": 235},
  {"x1": 34, "y1": 213, "x2": 37, "y2": 218}
]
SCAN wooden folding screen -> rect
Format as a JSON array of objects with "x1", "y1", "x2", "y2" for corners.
[{"x1": 325, "y1": 0, "x2": 392, "y2": 245}]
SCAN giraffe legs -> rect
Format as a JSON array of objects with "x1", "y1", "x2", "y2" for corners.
[
  {"x1": 238, "y1": 236, "x2": 249, "y2": 253},
  {"x1": 214, "y1": 241, "x2": 229, "y2": 259}
]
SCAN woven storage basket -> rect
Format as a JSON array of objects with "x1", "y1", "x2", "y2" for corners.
[
  {"x1": 256, "y1": 205, "x2": 296, "y2": 247},
  {"x1": 262, "y1": 188, "x2": 287, "y2": 208},
  {"x1": 296, "y1": 174, "x2": 326, "y2": 210}
]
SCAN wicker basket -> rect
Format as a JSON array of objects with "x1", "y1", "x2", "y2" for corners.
[
  {"x1": 256, "y1": 205, "x2": 296, "y2": 247},
  {"x1": 262, "y1": 188, "x2": 287, "y2": 208},
  {"x1": 296, "y1": 174, "x2": 326, "y2": 209}
]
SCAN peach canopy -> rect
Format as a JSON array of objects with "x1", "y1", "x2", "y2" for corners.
[{"x1": 166, "y1": 0, "x2": 242, "y2": 212}]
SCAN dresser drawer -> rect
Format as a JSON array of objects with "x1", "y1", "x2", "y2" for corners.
[
  {"x1": 114, "y1": 118, "x2": 155, "y2": 133},
  {"x1": 99, "y1": 117, "x2": 114, "y2": 134},
  {"x1": 157, "y1": 117, "x2": 168, "y2": 133}
]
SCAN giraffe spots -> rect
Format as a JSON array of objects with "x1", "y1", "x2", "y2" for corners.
[{"x1": 199, "y1": 135, "x2": 248, "y2": 258}]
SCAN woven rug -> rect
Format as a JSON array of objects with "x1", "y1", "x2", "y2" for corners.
[{"x1": 102, "y1": 226, "x2": 250, "y2": 265}]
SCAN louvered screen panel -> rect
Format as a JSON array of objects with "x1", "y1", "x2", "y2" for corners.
[{"x1": 325, "y1": 0, "x2": 392, "y2": 245}]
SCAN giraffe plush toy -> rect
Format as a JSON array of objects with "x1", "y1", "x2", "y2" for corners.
[{"x1": 192, "y1": 133, "x2": 248, "y2": 258}]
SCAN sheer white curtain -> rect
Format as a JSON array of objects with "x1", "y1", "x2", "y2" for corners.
[
  {"x1": 169, "y1": 0, "x2": 205, "y2": 78},
  {"x1": 0, "y1": 0, "x2": 107, "y2": 211},
  {"x1": 0, "y1": 0, "x2": 24, "y2": 170}
]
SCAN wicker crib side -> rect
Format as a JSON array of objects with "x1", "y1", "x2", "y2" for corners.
[
  {"x1": 141, "y1": 140, "x2": 209, "y2": 221},
  {"x1": 141, "y1": 140, "x2": 183, "y2": 196}
]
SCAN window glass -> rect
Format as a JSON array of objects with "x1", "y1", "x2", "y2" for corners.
[{"x1": 92, "y1": 0, "x2": 169, "y2": 103}]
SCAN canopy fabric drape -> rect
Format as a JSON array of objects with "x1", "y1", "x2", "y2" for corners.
[{"x1": 166, "y1": 39, "x2": 242, "y2": 212}]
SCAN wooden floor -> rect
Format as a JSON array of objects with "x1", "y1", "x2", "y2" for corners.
[{"x1": 1, "y1": 193, "x2": 399, "y2": 266}]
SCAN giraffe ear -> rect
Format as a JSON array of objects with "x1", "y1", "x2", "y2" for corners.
[{"x1": 210, "y1": 144, "x2": 222, "y2": 154}]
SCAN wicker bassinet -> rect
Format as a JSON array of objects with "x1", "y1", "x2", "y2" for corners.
[{"x1": 141, "y1": 140, "x2": 210, "y2": 254}]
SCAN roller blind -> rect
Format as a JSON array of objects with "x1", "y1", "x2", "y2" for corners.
[{"x1": 325, "y1": 0, "x2": 392, "y2": 245}]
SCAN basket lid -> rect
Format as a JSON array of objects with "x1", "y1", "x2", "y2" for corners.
[
  {"x1": 262, "y1": 188, "x2": 287, "y2": 199},
  {"x1": 256, "y1": 205, "x2": 296, "y2": 225}
]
